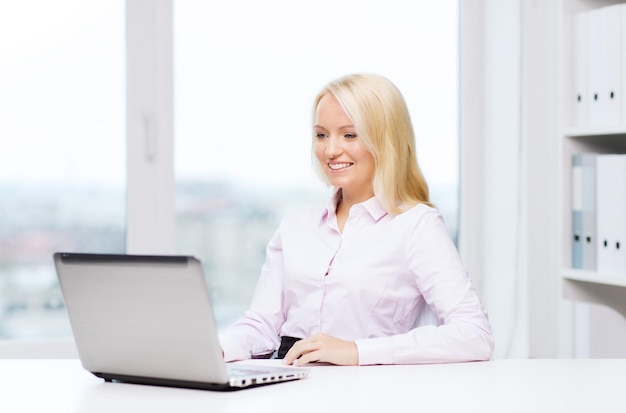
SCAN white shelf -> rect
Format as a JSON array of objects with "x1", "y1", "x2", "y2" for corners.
[
  {"x1": 562, "y1": 271, "x2": 626, "y2": 319},
  {"x1": 562, "y1": 269, "x2": 626, "y2": 288},
  {"x1": 564, "y1": 128, "x2": 626, "y2": 138}
]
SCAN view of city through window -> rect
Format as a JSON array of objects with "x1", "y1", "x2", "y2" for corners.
[{"x1": 0, "y1": 185, "x2": 125, "y2": 338}]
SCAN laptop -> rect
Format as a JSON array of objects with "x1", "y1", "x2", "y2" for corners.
[{"x1": 53, "y1": 252, "x2": 309, "y2": 391}]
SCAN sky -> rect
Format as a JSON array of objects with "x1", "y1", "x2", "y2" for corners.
[{"x1": 0, "y1": 0, "x2": 458, "y2": 190}]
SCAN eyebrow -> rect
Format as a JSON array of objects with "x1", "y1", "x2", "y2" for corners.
[{"x1": 313, "y1": 124, "x2": 355, "y2": 130}]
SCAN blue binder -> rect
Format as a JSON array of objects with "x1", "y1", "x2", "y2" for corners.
[
  {"x1": 572, "y1": 155, "x2": 583, "y2": 269},
  {"x1": 572, "y1": 153, "x2": 596, "y2": 270}
]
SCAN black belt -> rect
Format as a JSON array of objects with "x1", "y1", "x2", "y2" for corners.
[{"x1": 277, "y1": 336, "x2": 302, "y2": 359}]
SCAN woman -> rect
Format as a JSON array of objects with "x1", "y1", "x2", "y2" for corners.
[{"x1": 219, "y1": 73, "x2": 494, "y2": 366}]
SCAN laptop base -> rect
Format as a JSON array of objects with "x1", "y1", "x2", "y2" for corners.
[{"x1": 94, "y1": 371, "x2": 296, "y2": 391}]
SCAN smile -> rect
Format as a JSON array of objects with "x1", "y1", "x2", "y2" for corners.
[{"x1": 328, "y1": 162, "x2": 353, "y2": 170}]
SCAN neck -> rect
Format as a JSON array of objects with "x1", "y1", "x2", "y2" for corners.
[{"x1": 335, "y1": 188, "x2": 374, "y2": 211}]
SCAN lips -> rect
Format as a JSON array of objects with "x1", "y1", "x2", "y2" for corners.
[{"x1": 328, "y1": 162, "x2": 353, "y2": 170}]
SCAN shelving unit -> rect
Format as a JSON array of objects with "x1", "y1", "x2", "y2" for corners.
[{"x1": 559, "y1": 0, "x2": 626, "y2": 348}]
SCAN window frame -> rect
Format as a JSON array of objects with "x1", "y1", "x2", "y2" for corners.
[{"x1": 126, "y1": 0, "x2": 176, "y2": 255}]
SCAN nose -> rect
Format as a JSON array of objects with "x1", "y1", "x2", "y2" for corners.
[{"x1": 324, "y1": 135, "x2": 342, "y2": 158}]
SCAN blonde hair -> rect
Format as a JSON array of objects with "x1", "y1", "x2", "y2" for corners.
[{"x1": 312, "y1": 73, "x2": 432, "y2": 214}]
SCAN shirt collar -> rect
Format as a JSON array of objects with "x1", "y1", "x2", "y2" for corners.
[
  {"x1": 361, "y1": 196, "x2": 389, "y2": 222},
  {"x1": 320, "y1": 188, "x2": 388, "y2": 224}
]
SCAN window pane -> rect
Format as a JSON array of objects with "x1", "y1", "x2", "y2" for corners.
[
  {"x1": 0, "y1": 1, "x2": 126, "y2": 339},
  {"x1": 174, "y1": 0, "x2": 459, "y2": 328}
]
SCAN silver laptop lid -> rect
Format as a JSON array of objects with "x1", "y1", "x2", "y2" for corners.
[{"x1": 54, "y1": 253, "x2": 230, "y2": 385}]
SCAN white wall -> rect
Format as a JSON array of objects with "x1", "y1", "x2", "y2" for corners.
[
  {"x1": 520, "y1": 0, "x2": 563, "y2": 358},
  {"x1": 459, "y1": 0, "x2": 528, "y2": 359}
]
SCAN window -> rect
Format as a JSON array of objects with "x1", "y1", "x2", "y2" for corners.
[
  {"x1": 174, "y1": 0, "x2": 459, "y2": 328},
  {"x1": 0, "y1": 1, "x2": 126, "y2": 339},
  {"x1": 0, "y1": 1, "x2": 458, "y2": 342}
]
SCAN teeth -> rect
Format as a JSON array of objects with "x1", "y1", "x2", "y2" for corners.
[{"x1": 329, "y1": 163, "x2": 352, "y2": 170}]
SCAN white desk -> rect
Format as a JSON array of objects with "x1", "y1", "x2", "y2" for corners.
[{"x1": 1, "y1": 358, "x2": 625, "y2": 413}]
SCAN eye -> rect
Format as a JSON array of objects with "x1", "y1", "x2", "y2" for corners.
[
  {"x1": 344, "y1": 133, "x2": 357, "y2": 139},
  {"x1": 315, "y1": 132, "x2": 327, "y2": 139}
]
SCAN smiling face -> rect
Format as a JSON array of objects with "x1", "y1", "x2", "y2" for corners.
[{"x1": 314, "y1": 93, "x2": 376, "y2": 203}]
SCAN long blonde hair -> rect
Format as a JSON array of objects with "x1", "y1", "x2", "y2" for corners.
[{"x1": 312, "y1": 73, "x2": 432, "y2": 214}]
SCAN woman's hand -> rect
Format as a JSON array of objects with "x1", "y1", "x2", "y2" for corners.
[{"x1": 282, "y1": 333, "x2": 358, "y2": 366}]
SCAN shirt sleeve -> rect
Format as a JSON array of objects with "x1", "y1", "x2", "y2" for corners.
[
  {"x1": 355, "y1": 210, "x2": 494, "y2": 365},
  {"x1": 218, "y1": 228, "x2": 286, "y2": 362}
]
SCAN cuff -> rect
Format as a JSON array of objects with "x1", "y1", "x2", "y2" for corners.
[
  {"x1": 218, "y1": 332, "x2": 248, "y2": 362},
  {"x1": 354, "y1": 336, "x2": 395, "y2": 365}
]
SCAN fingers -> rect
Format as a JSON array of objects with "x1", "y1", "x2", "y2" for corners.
[
  {"x1": 282, "y1": 336, "x2": 317, "y2": 366},
  {"x1": 281, "y1": 333, "x2": 358, "y2": 366},
  {"x1": 293, "y1": 350, "x2": 321, "y2": 366}
]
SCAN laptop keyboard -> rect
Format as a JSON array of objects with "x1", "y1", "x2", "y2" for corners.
[{"x1": 227, "y1": 366, "x2": 270, "y2": 378}]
